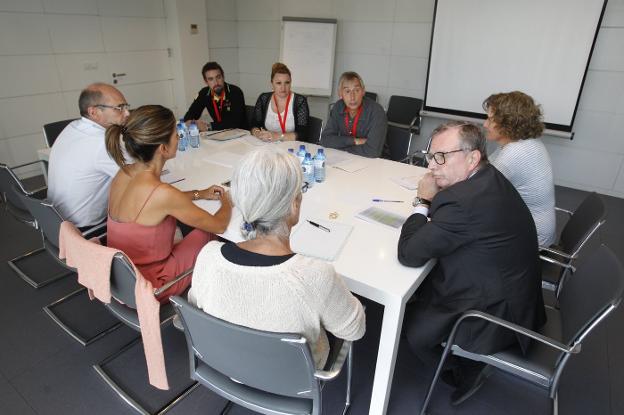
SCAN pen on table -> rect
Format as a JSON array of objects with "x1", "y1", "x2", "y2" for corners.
[
  {"x1": 307, "y1": 220, "x2": 330, "y2": 232},
  {"x1": 168, "y1": 178, "x2": 185, "y2": 185},
  {"x1": 372, "y1": 199, "x2": 404, "y2": 203}
]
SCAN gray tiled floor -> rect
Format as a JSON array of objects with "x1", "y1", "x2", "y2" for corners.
[{"x1": 1, "y1": 184, "x2": 623, "y2": 414}]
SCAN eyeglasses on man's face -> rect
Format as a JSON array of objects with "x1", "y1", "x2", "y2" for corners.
[
  {"x1": 96, "y1": 103, "x2": 131, "y2": 113},
  {"x1": 424, "y1": 149, "x2": 466, "y2": 165}
]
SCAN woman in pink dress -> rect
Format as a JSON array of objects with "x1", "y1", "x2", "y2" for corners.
[{"x1": 104, "y1": 105, "x2": 232, "y2": 301}]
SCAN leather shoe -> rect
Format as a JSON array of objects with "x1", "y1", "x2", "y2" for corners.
[{"x1": 450, "y1": 365, "x2": 493, "y2": 406}]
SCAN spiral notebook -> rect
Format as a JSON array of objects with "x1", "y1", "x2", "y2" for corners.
[{"x1": 290, "y1": 219, "x2": 353, "y2": 261}]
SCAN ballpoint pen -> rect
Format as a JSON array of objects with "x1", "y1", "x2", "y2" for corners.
[
  {"x1": 307, "y1": 220, "x2": 330, "y2": 232},
  {"x1": 372, "y1": 199, "x2": 404, "y2": 203}
]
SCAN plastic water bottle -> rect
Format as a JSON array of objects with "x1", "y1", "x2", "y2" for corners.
[
  {"x1": 314, "y1": 148, "x2": 326, "y2": 183},
  {"x1": 179, "y1": 118, "x2": 189, "y2": 136},
  {"x1": 302, "y1": 152, "x2": 314, "y2": 187},
  {"x1": 189, "y1": 121, "x2": 200, "y2": 148},
  {"x1": 176, "y1": 122, "x2": 187, "y2": 151},
  {"x1": 297, "y1": 145, "x2": 306, "y2": 164}
]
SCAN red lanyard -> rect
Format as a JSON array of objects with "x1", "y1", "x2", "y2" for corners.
[
  {"x1": 274, "y1": 93, "x2": 292, "y2": 134},
  {"x1": 344, "y1": 106, "x2": 363, "y2": 137},
  {"x1": 211, "y1": 90, "x2": 225, "y2": 122}
]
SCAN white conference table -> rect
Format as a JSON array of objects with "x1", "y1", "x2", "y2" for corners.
[{"x1": 163, "y1": 134, "x2": 434, "y2": 415}]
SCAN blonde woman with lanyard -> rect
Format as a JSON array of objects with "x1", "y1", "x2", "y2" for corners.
[{"x1": 250, "y1": 62, "x2": 310, "y2": 142}]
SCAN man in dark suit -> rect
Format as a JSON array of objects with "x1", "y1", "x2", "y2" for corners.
[
  {"x1": 397, "y1": 121, "x2": 546, "y2": 405},
  {"x1": 184, "y1": 61, "x2": 247, "y2": 131}
]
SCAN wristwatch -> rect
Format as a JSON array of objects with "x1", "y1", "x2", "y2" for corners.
[
  {"x1": 192, "y1": 190, "x2": 201, "y2": 201},
  {"x1": 412, "y1": 196, "x2": 431, "y2": 207}
]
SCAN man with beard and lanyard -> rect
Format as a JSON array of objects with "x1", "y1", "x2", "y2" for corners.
[{"x1": 183, "y1": 61, "x2": 247, "y2": 131}]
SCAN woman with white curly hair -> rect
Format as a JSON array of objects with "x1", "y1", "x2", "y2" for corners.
[{"x1": 188, "y1": 146, "x2": 365, "y2": 368}]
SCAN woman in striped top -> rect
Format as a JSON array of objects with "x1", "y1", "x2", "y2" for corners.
[{"x1": 483, "y1": 91, "x2": 556, "y2": 246}]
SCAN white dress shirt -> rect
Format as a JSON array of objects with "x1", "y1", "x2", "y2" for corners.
[{"x1": 48, "y1": 117, "x2": 119, "y2": 227}]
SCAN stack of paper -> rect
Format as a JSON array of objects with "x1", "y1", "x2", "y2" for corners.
[
  {"x1": 332, "y1": 158, "x2": 369, "y2": 173},
  {"x1": 391, "y1": 175, "x2": 420, "y2": 190},
  {"x1": 202, "y1": 129, "x2": 247, "y2": 141},
  {"x1": 355, "y1": 206, "x2": 407, "y2": 229},
  {"x1": 291, "y1": 219, "x2": 353, "y2": 261}
]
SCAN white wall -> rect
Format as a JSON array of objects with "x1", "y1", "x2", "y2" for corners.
[
  {"x1": 228, "y1": 0, "x2": 434, "y2": 120},
  {"x1": 206, "y1": 0, "x2": 239, "y2": 87},
  {"x1": 0, "y1": 0, "x2": 180, "y2": 175},
  {"x1": 166, "y1": 0, "x2": 211, "y2": 118},
  {"x1": 225, "y1": 0, "x2": 624, "y2": 198}
]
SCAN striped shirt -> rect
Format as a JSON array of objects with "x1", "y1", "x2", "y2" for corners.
[{"x1": 491, "y1": 139, "x2": 556, "y2": 246}]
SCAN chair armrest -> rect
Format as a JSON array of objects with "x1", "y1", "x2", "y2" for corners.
[
  {"x1": 314, "y1": 340, "x2": 352, "y2": 381},
  {"x1": 539, "y1": 245, "x2": 577, "y2": 260},
  {"x1": 27, "y1": 185, "x2": 48, "y2": 197},
  {"x1": 408, "y1": 115, "x2": 421, "y2": 134},
  {"x1": 11, "y1": 159, "x2": 48, "y2": 171},
  {"x1": 539, "y1": 254, "x2": 576, "y2": 273},
  {"x1": 451, "y1": 310, "x2": 580, "y2": 354},
  {"x1": 81, "y1": 221, "x2": 107, "y2": 238},
  {"x1": 554, "y1": 206, "x2": 573, "y2": 217},
  {"x1": 154, "y1": 267, "x2": 193, "y2": 297}
]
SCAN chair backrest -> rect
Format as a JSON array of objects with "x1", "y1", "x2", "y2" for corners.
[
  {"x1": 559, "y1": 192, "x2": 606, "y2": 256},
  {"x1": 110, "y1": 253, "x2": 139, "y2": 308},
  {"x1": 17, "y1": 191, "x2": 64, "y2": 247},
  {"x1": 386, "y1": 95, "x2": 423, "y2": 132},
  {"x1": 559, "y1": 245, "x2": 623, "y2": 347},
  {"x1": 43, "y1": 119, "x2": 75, "y2": 148},
  {"x1": 384, "y1": 125, "x2": 412, "y2": 162},
  {"x1": 306, "y1": 116, "x2": 323, "y2": 144},
  {"x1": 364, "y1": 91, "x2": 378, "y2": 102},
  {"x1": 0, "y1": 163, "x2": 31, "y2": 213},
  {"x1": 170, "y1": 296, "x2": 319, "y2": 400},
  {"x1": 245, "y1": 105, "x2": 255, "y2": 128}
]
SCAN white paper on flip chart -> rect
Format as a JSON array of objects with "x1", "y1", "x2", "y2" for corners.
[
  {"x1": 390, "y1": 175, "x2": 420, "y2": 190},
  {"x1": 291, "y1": 219, "x2": 353, "y2": 261},
  {"x1": 332, "y1": 158, "x2": 369, "y2": 173},
  {"x1": 202, "y1": 151, "x2": 244, "y2": 168}
]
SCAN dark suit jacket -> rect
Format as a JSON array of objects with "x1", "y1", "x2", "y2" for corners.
[
  {"x1": 398, "y1": 164, "x2": 546, "y2": 359},
  {"x1": 183, "y1": 83, "x2": 248, "y2": 130}
]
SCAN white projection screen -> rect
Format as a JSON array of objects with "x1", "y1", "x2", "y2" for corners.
[{"x1": 423, "y1": 0, "x2": 606, "y2": 135}]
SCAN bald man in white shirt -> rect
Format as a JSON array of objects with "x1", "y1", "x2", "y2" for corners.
[{"x1": 48, "y1": 83, "x2": 130, "y2": 228}]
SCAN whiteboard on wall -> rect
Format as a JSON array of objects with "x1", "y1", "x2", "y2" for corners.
[
  {"x1": 423, "y1": 0, "x2": 606, "y2": 135},
  {"x1": 280, "y1": 17, "x2": 337, "y2": 97}
]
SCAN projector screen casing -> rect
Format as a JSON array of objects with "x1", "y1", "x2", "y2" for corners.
[{"x1": 423, "y1": 0, "x2": 607, "y2": 133}]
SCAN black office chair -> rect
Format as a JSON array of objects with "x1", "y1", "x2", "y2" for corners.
[
  {"x1": 170, "y1": 295, "x2": 354, "y2": 415},
  {"x1": 43, "y1": 118, "x2": 76, "y2": 148},
  {"x1": 94, "y1": 252, "x2": 197, "y2": 415},
  {"x1": 419, "y1": 244, "x2": 623, "y2": 415},
  {"x1": 382, "y1": 96, "x2": 425, "y2": 163},
  {"x1": 1, "y1": 162, "x2": 72, "y2": 289},
  {"x1": 540, "y1": 192, "x2": 606, "y2": 299},
  {"x1": 17, "y1": 193, "x2": 118, "y2": 346},
  {"x1": 245, "y1": 105, "x2": 255, "y2": 129},
  {"x1": 364, "y1": 91, "x2": 378, "y2": 102},
  {"x1": 306, "y1": 116, "x2": 323, "y2": 144}
]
